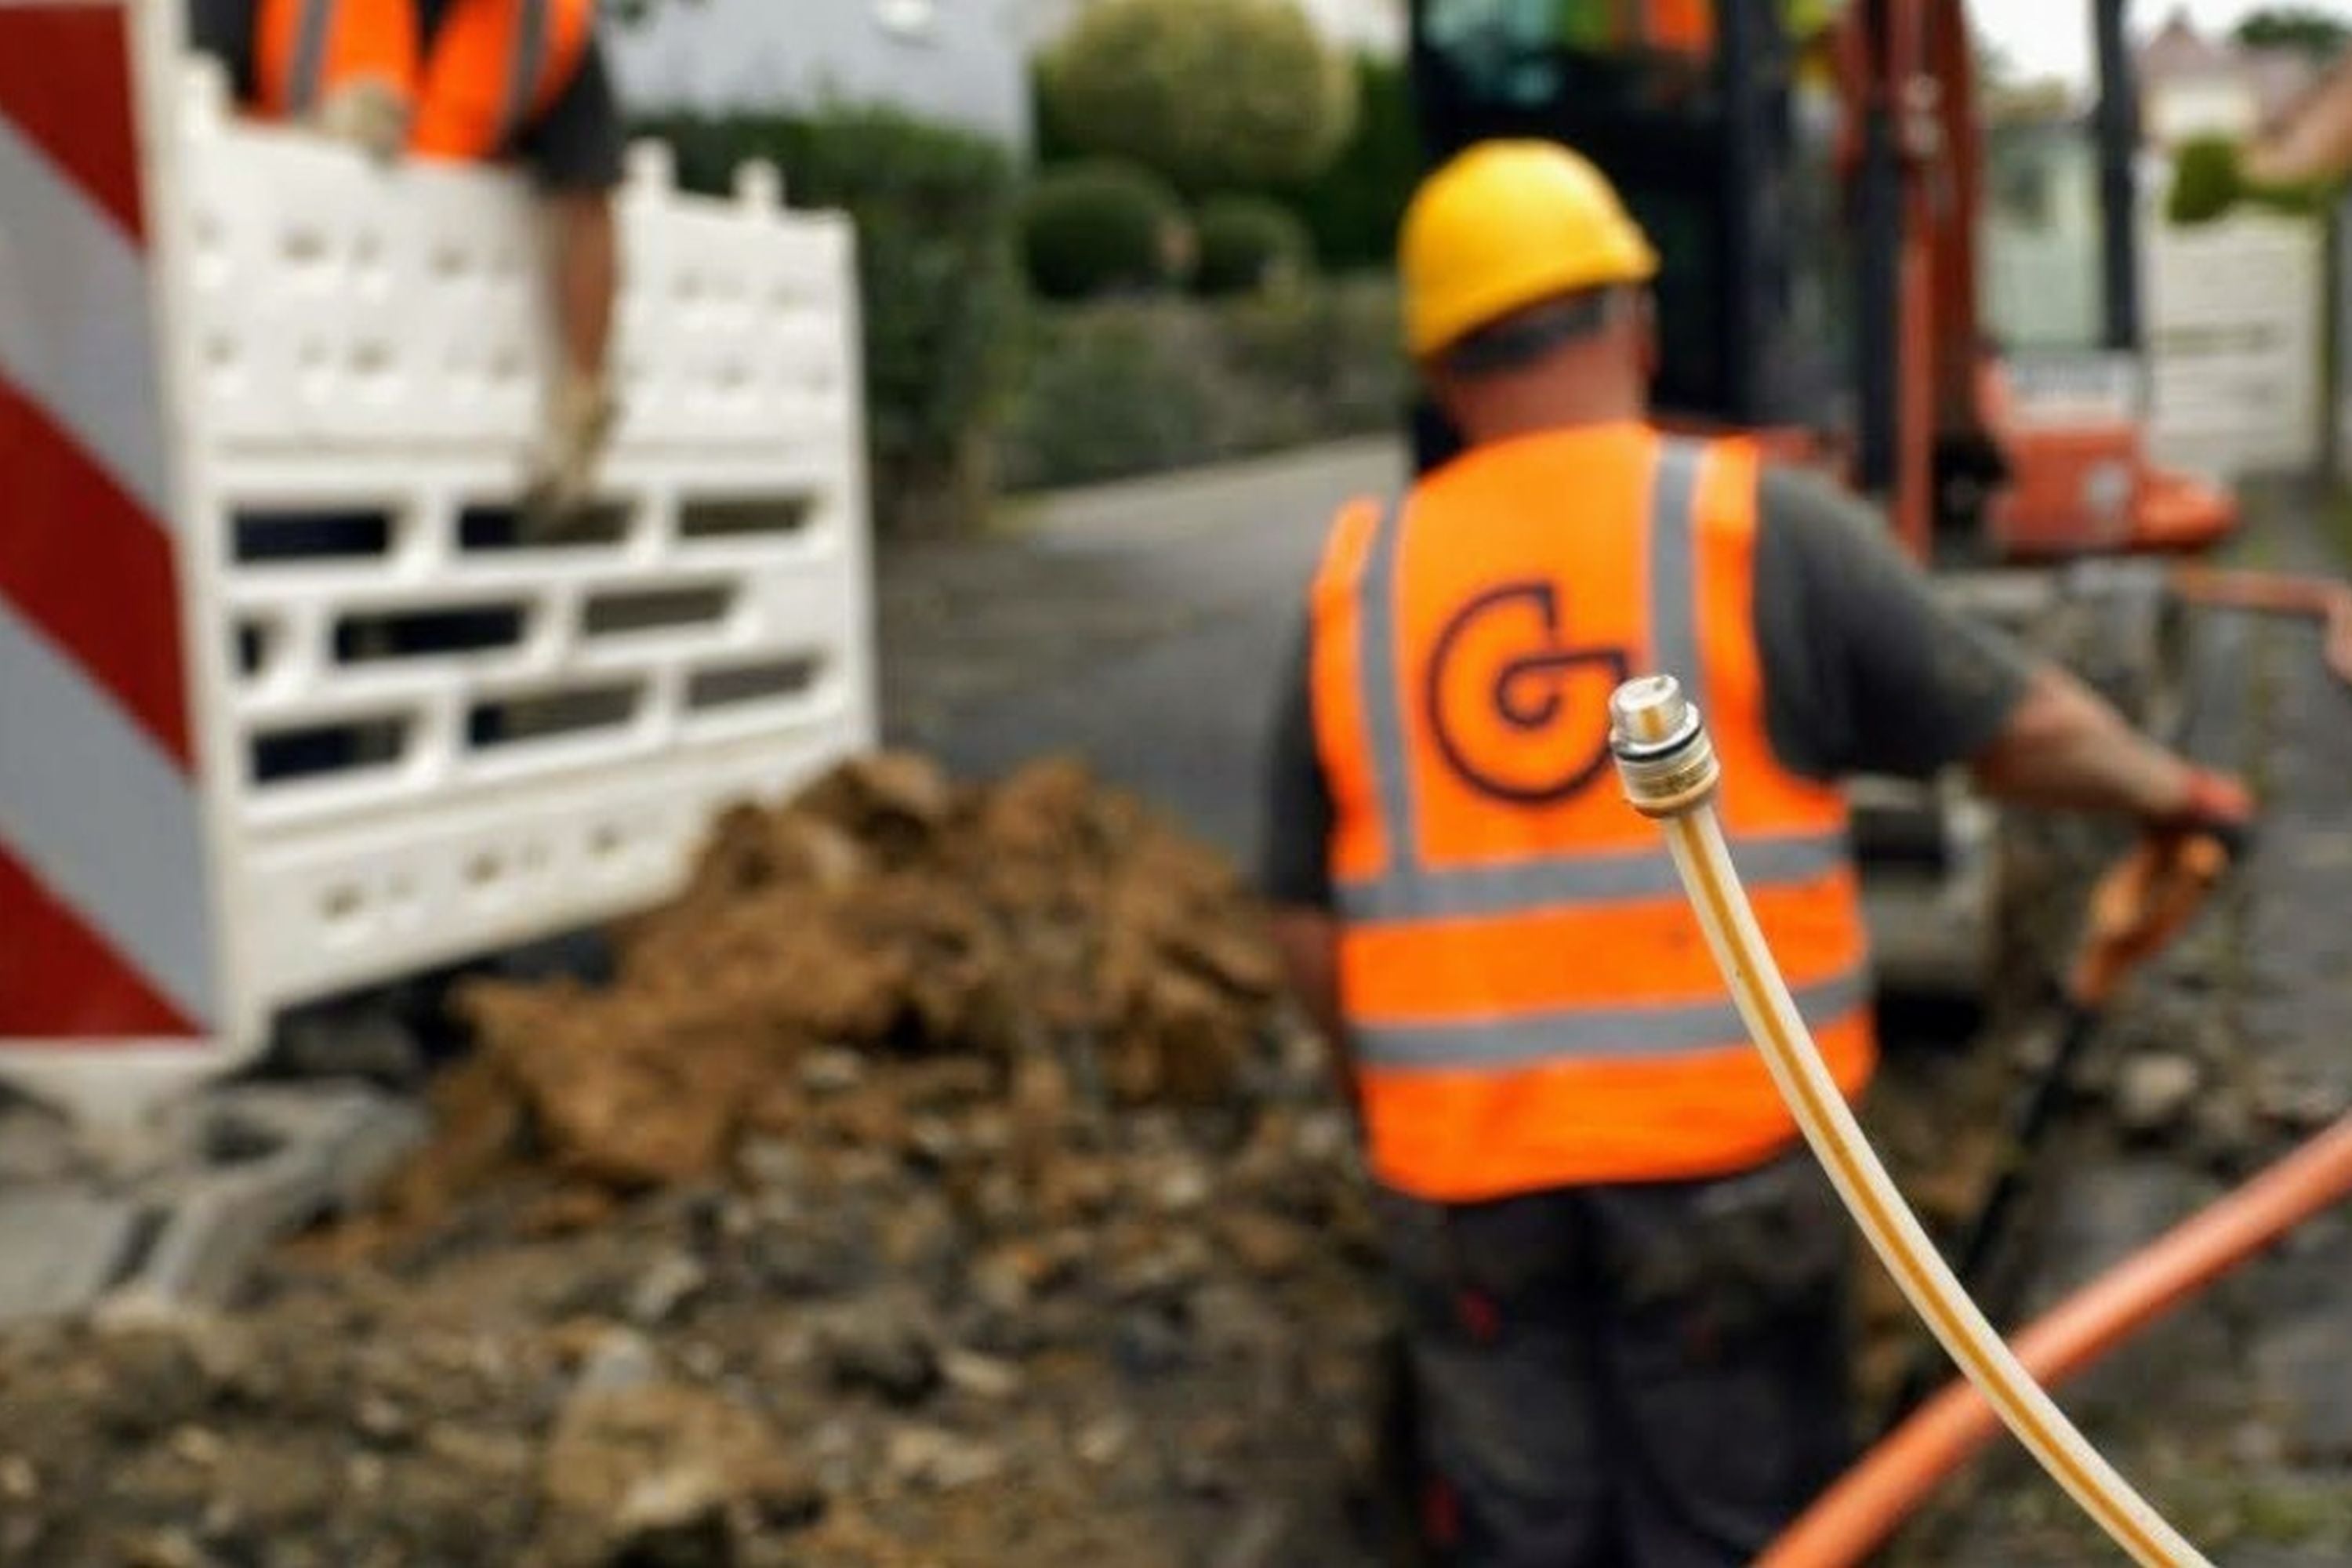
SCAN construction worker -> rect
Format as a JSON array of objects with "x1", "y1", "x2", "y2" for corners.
[
  {"x1": 1259, "y1": 140, "x2": 2253, "y2": 1566},
  {"x1": 188, "y1": 0, "x2": 623, "y2": 523}
]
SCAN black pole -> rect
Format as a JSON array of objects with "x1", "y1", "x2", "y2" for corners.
[
  {"x1": 1719, "y1": 0, "x2": 1769, "y2": 423},
  {"x1": 1855, "y1": 6, "x2": 1902, "y2": 499},
  {"x1": 2094, "y1": 0, "x2": 2142, "y2": 351}
]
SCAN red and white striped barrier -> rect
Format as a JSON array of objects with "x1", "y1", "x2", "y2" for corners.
[
  {"x1": 0, "y1": 0, "x2": 235, "y2": 1119},
  {"x1": 1, "y1": 4, "x2": 876, "y2": 1123}
]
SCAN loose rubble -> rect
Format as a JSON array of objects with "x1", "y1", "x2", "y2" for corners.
[{"x1": 0, "y1": 756, "x2": 1391, "y2": 1567}]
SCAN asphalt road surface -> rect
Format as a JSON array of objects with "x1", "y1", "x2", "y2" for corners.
[{"x1": 878, "y1": 439, "x2": 1405, "y2": 869}]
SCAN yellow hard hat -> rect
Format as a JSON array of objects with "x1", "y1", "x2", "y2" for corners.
[{"x1": 1399, "y1": 140, "x2": 1661, "y2": 360}]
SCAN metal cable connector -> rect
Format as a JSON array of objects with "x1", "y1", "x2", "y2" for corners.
[{"x1": 1607, "y1": 674, "x2": 1719, "y2": 818}]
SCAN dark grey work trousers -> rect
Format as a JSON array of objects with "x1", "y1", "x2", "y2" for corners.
[{"x1": 1375, "y1": 1149, "x2": 1856, "y2": 1567}]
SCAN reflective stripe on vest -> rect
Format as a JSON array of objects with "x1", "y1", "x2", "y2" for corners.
[
  {"x1": 1309, "y1": 427, "x2": 1875, "y2": 1198},
  {"x1": 257, "y1": 0, "x2": 420, "y2": 120},
  {"x1": 1355, "y1": 969, "x2": 1870, "y2": 1069},
  {"x1": 254, "y1": 0, "x2": 591, "y2": 161},
  {"x1": 285, "y1": 0, "x2": 336, "y2": 112}
]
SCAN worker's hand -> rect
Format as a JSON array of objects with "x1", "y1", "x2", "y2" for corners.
[
  {"x1": 311, "y1": 78, "x2": 408, "y2": 166},
  {"x1": 2065, "y1": 767, "x2": 2253, "y2": 1009},
  {"x1": 2147, "y1": 765, "x2": 2256, "y2": 862},
  {"x1": 520, "y1": 366, "x2": 618, "y2": 539}
]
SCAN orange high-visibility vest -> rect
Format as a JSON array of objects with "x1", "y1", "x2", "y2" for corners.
[
  {"x1": 1308, "y1": 424, "x2": 1875, "y2": 1202},
  {"x1": 254, "y1": 0, "x2": 596, "y2": 162}
]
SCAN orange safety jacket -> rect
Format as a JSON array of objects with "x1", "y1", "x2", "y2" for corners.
[
  {"x1": 1308, "y1": 424, "x2": 1875, "y2": 1203},
  {"x1": 254, "y1": 0, "x2": 595, "y2": 162}
]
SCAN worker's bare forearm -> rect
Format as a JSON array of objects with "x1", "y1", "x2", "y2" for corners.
[
  {"x1": 546, "y1": 190, "x2": 618, "y2": 381},
  {"x1": 1968, "y1": 664, "x2": 2194, "y2": 823},
  {"x1": 1269, "y1": 905, "x2": 1357, "y2": 1105}
]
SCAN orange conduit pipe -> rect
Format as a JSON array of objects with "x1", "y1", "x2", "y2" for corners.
[
  {"x1": 2170, "y1": 565, "x2": 2352, "y2": 688},
  {"x1": 1762, "y1": 1114, "x2": 2352, "y2": 1568}
]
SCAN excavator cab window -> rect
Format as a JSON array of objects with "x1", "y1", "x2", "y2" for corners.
[
  {"x1": 1408, "y1": 0, "x2": 1824, "y2": 466},
  {"x1": 1981, "y1": 113, "x2": 2109, "y2": 354}
]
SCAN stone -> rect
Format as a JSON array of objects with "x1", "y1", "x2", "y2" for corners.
[
  {"x1": 0, "y1": 1191, "x2": 146, "y2": 1325},
  {"x1": 602, "y1": 1479, "x2": 734, "y2": 1568},
  {"x1": 1218, "y1": 1212, "x2": 1307, "y2": 1279},
  {"x1": 1292, "y1": 1110, "x2": 1352, "y2": 1164},
  {"x1": 628, "y1": 1254, "x2": 710, "y2": 1327},
  {"x1": 1108, "y1": 1230, "x2": 1213, "y2": 1303},
  {"x1": 2231, "y1": 1419, "x2": 2288, "y2": 1469},
  {"x1": 543, "y1": 1384, "x2": 812, "y2": 1566},
  {"x1": 353, "y1": 1394, "x2": 415, "y2": 1448},
  {"x1": 938, "y1": 1348, "x2": 1022, "y2": 1403},
  {"x1": 880, "y1": 1192, "x2": 961, "y2": 1283},
  {"x1": 1074, "y1": 1415, "x2": 1133, "y2": 1469},
  {"x1": 2113, "y1": 1053, "x2": 2202, "y2": 1138},
  {"x1": 735, "y1": 1139, "x2": 804, "y2": 1194},
  {"x1": 574, "y1": 1328, "x2": 662, "y2": 1398},
  {"x1": 797, "y1": 1050, "x2": 866, "y2": 1097},
  {"x1": 0, "y1": 1098, "x2": 86, "y2": 1186},
  {"x1": 823, "y1": 1312, "x2": 940, "y2": 1406},
  {"x1": 123, "y1": 1530, "x2": 215, "y2": 1568},
  {"x1": 109, "y1": 1089, "x2": 427, "y2": 1308},
  {"x1": 2254, "y1": 1070, "x2": 2351, "y2": 1131},
  {"x1": 1146, "y1": 1157, "x2": 1214, "y2": 1215},
  {"x1": 2253, "y1": 1310, "x2": 2352, "y2": 1461},
  {"x1": 1112, "y1": 1307, "x2": 1192, "y2": 1379},
  {"x1": 884, "y1": 1425, "x2": 1004, "y2": 1492}
]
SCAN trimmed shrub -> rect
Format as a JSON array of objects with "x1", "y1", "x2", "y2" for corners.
[
  {"x1": 1269, "y1": 54, "x2": 1417, "y2": 271},
  {"x1": 2167, "y1": 135, "x2": 2334, "y2": 227},
  {"x1": 998, "y1": 277, "x2": 1407, "y2": 492},
  {"x1": 1039, "y1": 0, "x2": 1359, "y2": 195},
  {"x1": 1193, "y1": 197, "x2": 1314, "y2": 297},
  {"x1": 636, "y1": 108, "x2": 1022, "y2": 538},
  {"x1": 1021, "y1": 161, "x2": 1194, "y2": 301},
  {"x1": 2168, "y1": 136, "x2": 2244, "y2": 227}
]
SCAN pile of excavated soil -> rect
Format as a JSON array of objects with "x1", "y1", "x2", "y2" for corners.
[
  {"x1": 367, "y1": 752, "x2": 1292, "y2": 1232},
  {"x1": 0, "y1": 757, "x2": 1394, "y2": 1568}
]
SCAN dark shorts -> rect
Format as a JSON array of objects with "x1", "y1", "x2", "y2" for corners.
[{"x1": 1375, "y1": 1151, "x2": 1855, "y2": 1568}]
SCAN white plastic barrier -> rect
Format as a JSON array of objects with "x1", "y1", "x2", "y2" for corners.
[
  {"x1": 2146, "y1": 214, "x2": 2324, "y2": 480},
  {"x1": 0, "y1": 12, "x2": 875, "y2": 1122}
]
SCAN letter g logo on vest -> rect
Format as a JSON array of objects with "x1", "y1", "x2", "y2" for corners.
[{"x1": 1423, "y1": 580, "x2": 1632, "y2": 807}]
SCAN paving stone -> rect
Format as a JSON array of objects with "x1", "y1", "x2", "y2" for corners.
[
  {"x1": 0, "y1": 1192, "x2": 146, "y2": 1323},
  {"x1": 118, "y1": 1089, "x2": 427, "y2": 1305},
  {"x1": 2254, "y1": 1309, "x2": 2352, "y2": 1462}
]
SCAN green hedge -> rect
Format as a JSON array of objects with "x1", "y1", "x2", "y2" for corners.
[
  {"x1": 1022, "y1": 160, "x2": 1195, "y2": 300},
  {"x1": 1034, "y1": 52, "x2": 1417, "y2": 274},
  {"x1": 2168, "y1": 132, "x2": 2334, "y2": 227},
  {"x1": 998, "y1": 276, "x2": 1406, "y2": 492},
  {"x1": 1037, "y1": 0, "x2": 1359, "y2": 194},
  {"x1": 636, "y1": 108, "x2": 1022, "y2": 538},
  {"x1": 1194, "y1": 196, "x2": 1313, "y2": 296}
]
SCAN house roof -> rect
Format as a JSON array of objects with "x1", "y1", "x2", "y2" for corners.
[
  {"x1": 2137, "y1": 10, "x2": 2325, "y2": 134},
  {"x1": 2140, "y1": 10, "x2": 2241, "y2": 82}
]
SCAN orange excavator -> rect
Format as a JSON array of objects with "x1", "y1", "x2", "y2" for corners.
[{"x1": 1403, "y1": 0, "x2": 2236, "y2": 565}]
